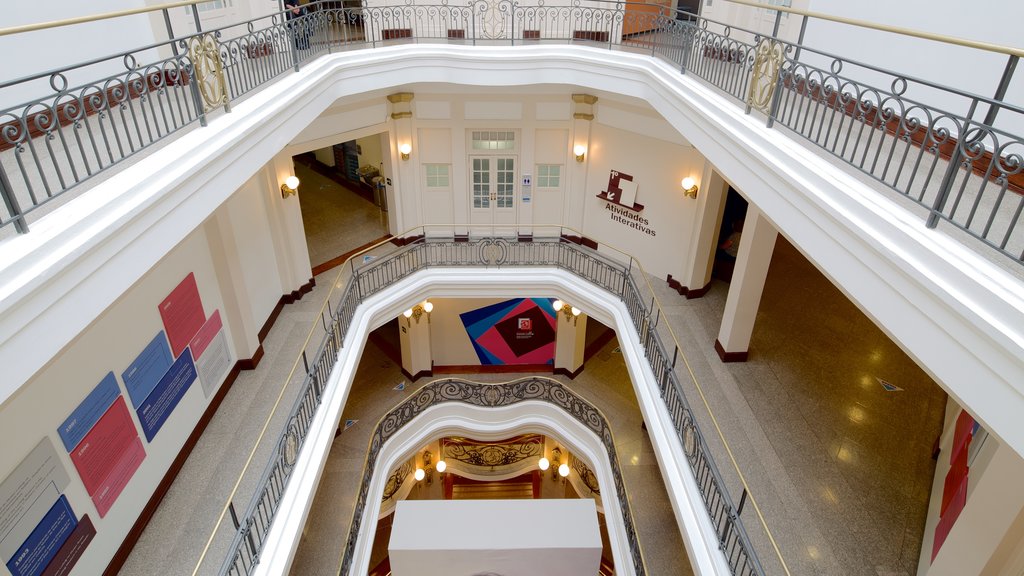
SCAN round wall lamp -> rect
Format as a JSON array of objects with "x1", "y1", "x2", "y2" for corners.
[{"x1": 280, "y1": 175, "x2": 300, "y2": 198}]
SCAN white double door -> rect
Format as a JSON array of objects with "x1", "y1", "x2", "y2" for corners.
[{"x1": 469, "y1": 155, "x2": 517, "y2": 234}]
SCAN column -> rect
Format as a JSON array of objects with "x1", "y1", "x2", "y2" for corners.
[
  {"x1": 203, "y1": 212, "x2": 262, "y2": 362},
  {"x1": 566, "y1": 94, "x2": 597, "y2": 232},
  {"x1": 715, "y1": 205, "x2": 777, "y2": 361},
  {"x1": 388, "y1": 92, "x2": 417, "y2": 237},
  {"x1": 553, "y1": 309, "x2": 588, "y2": 379},
  {"x1": 266, "y1": 153, "x2": 313, "y2": 292},
  {"x1": 680, "y1": 164, "x2": 729, "y2": 297},
  {"x1": 398, "y1": 302, "x2": 433, "y2": 380}
]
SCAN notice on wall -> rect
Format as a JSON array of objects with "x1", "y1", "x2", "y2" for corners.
[
  {"x1": 5, "y1": 496, "x2": 76, "y2": 576},
  {"x1": 57, "y1": 373, "x2": 120, "y2": 453},
  {"x1": 193, "y1": 330, "x2": 232, "y2": 398},
  {"x1": 39, "y1": 515, "x2": 94, "y2": 576},
  {"x1": 136, "y1": 349, "x2": 197, "y2": 442},
  {"x1": 159, "y1": 273, "x2": 206, "y2": 358},
  {"x1": 188, "y1": 310, "x2": 222, "y2": 360},
  {"x1": 0, "y1": 439, "x2": 71, "y2": 564},
  {"x1": 122, "y1": 332, "x2": 174, "y2": 409},
  {"x1": 67, "y1": 397, "x2": 146, "y2": 517}
]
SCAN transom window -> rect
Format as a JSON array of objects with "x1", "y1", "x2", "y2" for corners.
[
  {"x1": 536, "y1": 164, "x2": 561, "y2": 188},
  {"x1": 425, "y1": 164, "x2": 450, "y2": 187},
  {"x1": 472, "y1": 131, "x2": 516, "y2": 150}
]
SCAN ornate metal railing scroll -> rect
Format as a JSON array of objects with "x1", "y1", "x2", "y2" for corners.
[
  {"x1": 336, "y1": 377, "x2": 647, "y2": 576},
  {"x1": 217, "y1": 233, "x2": 764, "y2": 576},
  {"x1": 187, "y1": 33, "x2": 230, "y2": 113},
  {"x1": 2, "y1": 1, "x2": 1023, "y2": 266}
]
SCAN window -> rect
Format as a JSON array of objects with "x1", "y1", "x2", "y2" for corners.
[
  {"x1": 536, "y1": 164, "x2": 561, "y2": 188},
  {"x1": 472, "y1": 131, "x2": 515, "y2": 150},
  {"x1": 187, "y1": 0, "x2": 232, "y2": 14},
  {"x1": 425, "y1": 164, "x2": 450, "y2": 188}
]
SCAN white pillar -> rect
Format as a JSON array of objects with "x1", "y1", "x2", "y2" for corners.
[
  {"x1": 554, "y1": 312, "x2": 588, "y2": 378},
  {"x1": 266, "y1": 153, "x2": 313, "y2": 291},
  {"x1": 389, "y1": 93, "x2": 417, "y2": 237},
  {"x1": 204, "y1": 212, "x2": 262, "y2": 361},
  {"x1": 399, "y1": 307, "x2": 433, "y2": 380},
  {"x1": 715, "y1": 205, "x2": 777, "y2": 361},
  {"x1": 680, "y1": 164, "x2": 729, "y2": 297},
  {"x1": 566, "y1": 94, "x2": 597, "y2": 232}
]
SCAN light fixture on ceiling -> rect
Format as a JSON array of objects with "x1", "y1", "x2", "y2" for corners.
[
  {"x1": 573, "y1": 144, "x2": 586, "y2": 163},
  {"x1": 399, "y1": 143, "x2": 412, "y2": 160},
  {"x1": 280, "y1": 175, "x2": 300, "y2": 198},
  {"x1": 681, "y1": 177, "x2": 699, "y2": 199}
]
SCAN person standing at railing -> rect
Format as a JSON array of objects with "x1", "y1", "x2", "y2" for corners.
[{"x1": 284, "y1": 0, "x2": 311, "y2": 50}]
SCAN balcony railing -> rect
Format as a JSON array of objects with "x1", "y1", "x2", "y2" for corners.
[
  {"x1": 200, "y1": 229, "x2": 774, "y2": 576},
  {"x1": 1, "y1": 0, "x2": 1023, "y2": 267}
]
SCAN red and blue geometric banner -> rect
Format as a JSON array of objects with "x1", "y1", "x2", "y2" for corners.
[{"x1": 459, "y1": 298, "x2": 557, "y2": 365}]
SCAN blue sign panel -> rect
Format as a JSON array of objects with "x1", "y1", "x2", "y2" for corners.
[
  {"x1": 122, "y1": 332, "x2": 173, "y2": 409},
  {"x1": 5, "y1": 496, "x2": 76, "y2": 576},
  {"x1": 136, "y1": 348, "x2": 197, "y2": 442},
  {"x1": 57, "y1": 373, "x2": 119, "y2": 452}
]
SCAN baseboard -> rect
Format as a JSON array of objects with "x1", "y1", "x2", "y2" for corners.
[
  {"x1": 666, "y1": 274, "x2": 711, "y2": 299},
  {"x1": 400, "y1": 367, "x2": 433, "y2": 381},
  {"x1": 432, "y1": 364, "x2": 554, "y2": 375},
  {"x1": 666, "y1": 274, "x2": 688, "y2": 296},
  {"x1": 258, "y1": 301, "x2": 285, "y2": 343},
  {"x1": 237, "y1": 344, "x2": 265, "y2": 370},
  {"x1": 102, "y1": 277, "x2": 317, "y2": 574},
  {"x1": 103, "y1": 359, "x2": 246, "y2": 575},
  {"x1": 553, "y1": 365, "x2": 584, "y2": 379},
  {"x1": 282, "y1": 277, "x2": 316, "y2": 304},
  {"x1": 714, "y1": 339, "x2": 749, "y2": 362},
  {"x1": 686, "y1": 282, "x2": 711, "y2": 299},
  {"x1": 311, "y1": 235, "x2": 393, "y2": 276}
]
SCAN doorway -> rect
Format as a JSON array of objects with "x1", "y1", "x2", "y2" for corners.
[{"x1": 468, "y1": 155, "x2": 518, "y2": 234}]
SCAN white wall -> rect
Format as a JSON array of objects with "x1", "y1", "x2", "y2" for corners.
[
  {"x1": 0, "y1": 0, "x2": 160, "y2": 110},
  {"x1": 580, "y1": 121, "x2": 702, "y2": 280},
  {"x1": 920, "y1": 397, "x2": 1024, "y2": 575},
  {"x1": 0, "y1": 226, "x2": 232, "y2": 575},
  {"x1": 226, "y1": 175, "x2": 284, "y2": 327}
]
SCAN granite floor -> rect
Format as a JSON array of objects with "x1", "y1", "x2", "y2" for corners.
[{"x1": 120, "y1": 189, "x2": 946, "y2": 575}]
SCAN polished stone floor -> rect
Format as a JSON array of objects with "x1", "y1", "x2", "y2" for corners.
[{"x1": 121, "y1": 175, "x2": 946, "y2": 575}]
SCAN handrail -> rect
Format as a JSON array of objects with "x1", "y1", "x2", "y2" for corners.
[
  {"x1": 205, "y1": 226, "x2": 783, "y2": 576},
  {"x1": 334, "y1": 376, "x2": 649, "y2": 576},
  {"x1": 6, "y1": 0, "x2": 1024, "y2": 59},
  {"x1": 188, "y1": 232, "x2": 398, "y2": 576},
  {"x1": 1, "y1": 0, "x2": 1021, "y2": 267},
  {"x1": 0, "y1": 0, "x2": 209, "y2": 37},
  {"x1": 722, "y1": 0, "x2": 1024, "y2": 58}
]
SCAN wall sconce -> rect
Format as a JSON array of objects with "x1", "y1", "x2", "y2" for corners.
[
  {"x1": 550, "y1": 447, "x2": 570, "y2": 481},
  {"x1": 398, "y1": 143, "x2": 412, "y2": 160},
  {"x1": 280, "y1": 175, "x2": 300, "y2": 198},
  {"x1": 573, "y1": 144, "x2": 586, "y2": 163},
  {"x1": 538, "y1": 456, "x2": 550, "y2": 471},
  {"x1": 402, "y1": 300, "x2": 433, "y2": 326},
  {"x1": 681, "y1": 177, "x2": 699, "y2": 199},
  {"x1": 416, "y1": 450, "x2": 435, "y2": 485},
  {"x1": 551, "y1": 299, "x2": 582, "y2": 325}
]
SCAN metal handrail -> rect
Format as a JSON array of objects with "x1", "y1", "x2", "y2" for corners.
[
  {"x1": 205, "y1": 227, "x2": 779, "y2": 576},
  {"x1": 1, "y1": 0, "x2": 1021, "y2": 265},
  {"x1": 0, "y1": 0, "x2": 210, "y2": 37},
  {"x1": 334, "y1": 376, "x2": 649, "y2": 576}
]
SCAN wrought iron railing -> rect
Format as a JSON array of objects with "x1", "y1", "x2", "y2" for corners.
[
  {"x1": 336, "y1": 376, "x2": 647, "y2": 576},
  {"x1": 212, "y1": 230, "x2": 770, "y2": 576},
  {"x1": 1, "y1": 0, "x2": 1022, "y2": 266}
]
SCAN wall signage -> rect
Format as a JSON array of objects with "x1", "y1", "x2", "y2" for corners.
[{"x1": 596, "y1": 170, "x2": 656, "y2": 237}]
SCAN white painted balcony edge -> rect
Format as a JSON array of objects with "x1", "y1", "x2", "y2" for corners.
[{"x1": 0, "y1": 45, "x2": 1020, "y2": 458}]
